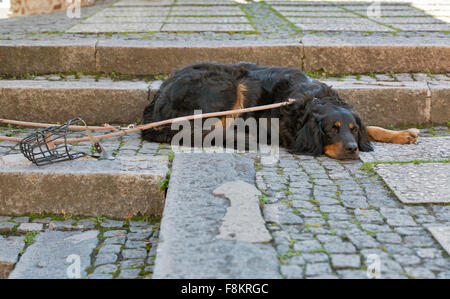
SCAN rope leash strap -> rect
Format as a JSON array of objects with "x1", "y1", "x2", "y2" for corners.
[
  {"x1": 0, "y1": 99, "x2": 296, "y2": 144},
  {"x1": 0, "y1": 119, "x2": 120, "y2": 131}
]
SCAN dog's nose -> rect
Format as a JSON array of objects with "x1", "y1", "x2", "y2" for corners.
[{"x1": 345, "y1": 143, "x2": 358, "y2": 153}]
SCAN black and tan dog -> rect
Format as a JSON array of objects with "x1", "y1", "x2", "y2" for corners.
[{"x1": 142, "y1": 62, "x2": 418, "y2": 160}]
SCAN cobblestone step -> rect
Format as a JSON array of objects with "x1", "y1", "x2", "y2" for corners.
[
  {"x1": 1, "y1": 39, "x2": 449, "y2": 76},
  {"x1": 0, "y1": 79, "x2": 158, "y2": 124},
  {"x1": 301, "y1": 35, "x2": 450, "y2": 74},
  {"x1": 1, "y1": 75, "x2": 448, "y2": 126},
  {"x1": 0, "y1": 153, "x2": 169, "y2": 218}
]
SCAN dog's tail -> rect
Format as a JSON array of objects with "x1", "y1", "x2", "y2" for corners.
[{"x1": 141, "y1": 91, "x2": 159, "y2": 142}]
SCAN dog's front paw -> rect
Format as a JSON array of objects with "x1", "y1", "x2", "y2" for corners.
[{"x1": 392, "y1": 128, "x2": 419, "y2": 144}]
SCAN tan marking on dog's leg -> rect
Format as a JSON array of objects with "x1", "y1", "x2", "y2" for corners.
[
  {"x1": 219, "y1": 82, "x2": 248, "y2": 130},
  {"x1": 367, "y1": 126, "x2": 419, "y2": 144},
  {"x1": 323, "y1": 143, "x2": 343, "y2": 159},
  {"x1": 230, "y1": 82, "x2": 247, "y2": 119}
]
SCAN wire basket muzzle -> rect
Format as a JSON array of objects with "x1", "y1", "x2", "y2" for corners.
[{"x1": 19, "y1": 118, "x2": 87, "y2": 166}]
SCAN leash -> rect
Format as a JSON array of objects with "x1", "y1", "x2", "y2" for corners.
[
  {"x1": 0, "y1": 99, "x2": 296, "y2": 144},
  {"x1": 0, "y1": 119, "x2": 120, "y2": 131}
]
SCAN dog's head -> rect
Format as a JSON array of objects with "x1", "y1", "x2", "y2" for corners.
[{"x1": 293, "y1": 97, "x2": 373, "y2": 160}]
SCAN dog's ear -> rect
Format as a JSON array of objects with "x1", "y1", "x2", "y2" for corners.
[
  {"x1": 293, "y1": 114, "x2": 324, "y2": 156},
  {"x1": 353, "y1": 112, "x2": 373, "y2": 152}
]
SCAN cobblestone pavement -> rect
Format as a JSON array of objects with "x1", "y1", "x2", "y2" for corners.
[
  {"x1": 253, "y1": 135, "x2": 450, "y2": 279},
  {"x1": 0, "y1": 214, "x2": 160, "y2": 279},
  {"x1": 2, "y1": 71, "x2": 449, "y2": 83},
  {"x1": 1, "y1": 124, "x2": 449, "y2": 278},
  {"x1": 0, "y1": 0, "x2": 449, "y2": 42}
]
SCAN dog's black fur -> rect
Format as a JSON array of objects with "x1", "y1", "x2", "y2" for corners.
[{"x1": 142, "y1": 62, "x2": 374, "y2": 160}]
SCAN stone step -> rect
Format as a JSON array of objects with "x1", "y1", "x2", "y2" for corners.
[
  {"x1": 0, "y1": 77, "x2": 448, "y2": 126},
  {"x1": 9, "y1": 230, "x2": 99, "y2": 279},
  {"x1": 153, "y1": 152, "x2": 281, "y2": 279},
  {"x1": 0, "y1": 79, "x2": 159, "y2": 124},
  {"x1": 0, "y1": 153, "x2": 169, "y2": 218},
  {"x1": 0, "y1": 39, "x2": 449, "y2": 76}
]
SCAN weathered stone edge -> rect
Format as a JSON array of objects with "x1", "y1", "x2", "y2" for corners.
[
  {"x1": 0, "y1": 171, "x2": 167, "y2": 218},
  {"x1": 0, "y1": 80, "x2": 158, "y2": 124},
  {"x1": 0, "y1": 79, "x2": 447, "y2": 126},
  {"x1": 301, "y1": 45, "x2": 450, "y2": 74},
  {"x1": 1, "y1": 41, "x2": 449, "y2": 75}
]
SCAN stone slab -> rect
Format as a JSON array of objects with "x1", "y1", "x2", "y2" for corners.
[
  {"x1": 370, "y1": 17, "x2": 448, "y2": 24},
  {"x1": 67, "y1": 23, "x2": 163, "y2": 33},
  {"x1": 342, "y1": 9, "x2": 428, "y2": 17},
  {"x1": 290, "y1": 17, "x2": 381, "y2": 24},
  {"x1": 0, "y1": 156, "x2": 168, "y2": 218},
  {"x1": 213, "y1": 181, "x2": 272, "y2": 243},
  {"x1": 0, "y1": 236, "x2": 25, "y2": 279},
  {"x1": 427, "y1": 226, "x2": 450, "y2": 255},
  {"x1": 393, "y1": 24, "x2": 450, "y2": 31},
  {"x1": 9, "y1": 231, "x2": 98, "y2": 279},
  {"x1": 285, "y1": 12, "x2": 357, "y2": 17},
  {"x1": 302, "y1": 35, "x2": 450, "y2": 73},
  {"x1": 327, "y1": 81, "x2": 430, "y2": 126},
  {"x1": 177, "y1": 0, "x2": 236, "y2": 7},
  {"x1": 95, "y1": 40, "x2": 303, "y2": 75},
  {"x1": 84, "y1": 16, "x2": 166, "y2": 23},
  {"x1": 99, "y1": 7, "x2": 170, "y2": 13},
  {"x1": 169, "y1": 10, "x2": 245, "y2": 16},
  {"x1": 85, "y1": 16, "x2": 250, "y2": 24},
  {"x1": 429, "y1": 81, "x2": 450, "y2": 124},
  {"x1": 273, "y1": 6, "x2": 345, "y2": 12},
  {"x1": 95, "y1": 9, "x2": 170, "y2": 17},
  {"x1": 153, "y1": 153, "x2": 281, "y2": 278},
  {"x1": 339, "y1": 5, "x2": 418, "y2": 11},
  {"x1": 166, "y1": 16, "x2": 250, "y2": 23},
  {"x1": 114, "y1": 0, "x2": 175, "y2": 6},
  {"x1": 341, "y1": 5, "x2": 427, "y2": 17},
  {"x1": 0, "y1": 40, "x2": 96, "y2": 76},
  {"x1": 172, "y1": 4, "x2": 241, "y2": 11},
  {"x1": 161, "y1": 23, "x2": 255, "y2": 32},
  {"x1": 0, "y1": 80, "x2": 151, "y2": 124},
  {"x1": 375, "y1": 163, "x2": 450, "y2": 204},
  {"x1": 360, "y1": 137, "x2": 450, "y2": 163},
  {"x1": 293, "y1": 19, "x2": 394, "y2": 31},
  {"x1": 280, "y1": 10, "x2": 345, "y2": 16},
  {"x1": 267, "y1": 1, "x2": 336, "y2": 4},
  {"x1": 421, "y1": 12, "x2": 450, "y2": 18}
]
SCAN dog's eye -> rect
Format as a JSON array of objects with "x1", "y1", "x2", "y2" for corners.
[
  {"x1": 330, "y1": 126, "x2": 339, "y2": 134},
  {"x1": 351, "y1": 127, "x2": 358, "y2": 134}
]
